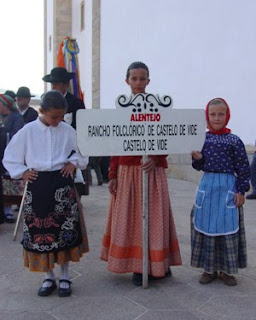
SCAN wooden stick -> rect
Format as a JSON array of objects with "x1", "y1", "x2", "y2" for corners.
[
  {"x1": 142, "y1": 155, "x2": 149, "y2": 289},
  {"x1": 13, "y1": 181, "x2": 28, "y2": 241}
]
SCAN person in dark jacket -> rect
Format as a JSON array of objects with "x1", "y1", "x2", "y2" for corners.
[
  {"x1": 4, "y1": 90, "x2": 16, "y2": 101},
  {"x1": 0, "y1": 179, "x2": 4, "y2": 224},
  {"x1": 42, "y1": 67, "x2": 85, "y2": 129},
  {"x1": 0, "y1": 94, "x2": 24, "y2": 223},
  {"x1": 16, "y1": 86, "x2": 38, "y2": 124}
]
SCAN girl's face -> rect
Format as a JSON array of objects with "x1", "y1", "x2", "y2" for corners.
[
  {"x1": 40, "y1": 108, "x2": 66, "y2": 127},
  {"x1": 0, "y1": 101, "x2": 10, "y2": 115},
  {"x1": 208, "y1": 104, "x2": 227, "y2": 131},
  {"x1": 126, "y1": 68, "x2": 150, "y2": 94}
]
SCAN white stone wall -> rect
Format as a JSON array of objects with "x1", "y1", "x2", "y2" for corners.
[
  {"x1": 72, "y1": 0, "x2": 93, "y2": 108},
  {"x1": 45, "y1": 0, "x2": 54, "y2": 84},
  {"x1": 47, "y1": 0, "x2": 256, "y2": 143},
  {"x1": 168, "y1": 150, "x2": 254, "y2": 183},
  {"x1": 98, "y1": 0, "x2": 256, "y2": 145}
]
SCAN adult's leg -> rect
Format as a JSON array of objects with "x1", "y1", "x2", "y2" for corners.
[
  {"x1": 100, "y1": 156, "x2": 110, "y2": 182},
  {"x1": 92, "y1": 157, "x2": 103, "y2": 185},
  {"x1": 0, "y1": 177, "x2": 4, "y2": 224},
  {"x1": 246, "y1": 151, "x2": 256, "y2": 199}
]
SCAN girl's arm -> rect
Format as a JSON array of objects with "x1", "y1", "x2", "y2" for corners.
[
  {"x1": 234, "y1": 193, "x2": 245, "y2": 207},
  {"x1": 233, "y1": 138, "x2": 250, "y2": 195},
  {"x1": 108, "y1": 156, "x2": 119, "y2": 180},
  {"x1": 108, "y1": 156, "x2": 119, "y2": 195},
  {"x1": 2, "y1": 128, "x2": 28, "y2": 179},
  {"x1": 191, "y1": 151, "x2": 204, "y2": 171},
  {"x1": 68, "y1": 152, "x2": 88, "y2": 170},
  {"x1": 109, "y1": 179, "x2": 117, "y2": 195},
  {"x1": 60, "y1": 162, "x2": 76, "y2": 178},
  {"x1": 67, "y1": 128, "x2": 89, "y2": 170},
  {"x1": 22, "y1": 169, "x2": 38, "y2": 182}
]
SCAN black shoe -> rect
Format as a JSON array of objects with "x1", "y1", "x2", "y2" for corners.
[
  {"x1": 148, "y1": 274, "x2": 165, "y2": 280},
  {"x1": 165, "y1": 267, "x2": 172, "y2": 277},
  {"x1": 199, "y1": 271, "x2": 218, "y2": 284},
  {"x1": 132, "y1": 273, "x2": 142, "y2": 286},
  {"x1": 58, "y1": 279, "x2": 72, "y2": 297},
  {"x1": 148, "y1": 268, "x2": 172, "y2": 280},
  {"x1": 38, "y1": 279, "x2": 57, "y2": 296},
  {"x1": 5, "y1": 213, "x2": 15, "y2": 223},
  {"x1": 246, "y1": 193, "x2": 256, "y2": 199}
]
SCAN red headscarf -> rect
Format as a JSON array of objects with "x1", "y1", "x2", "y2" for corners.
[
  {"x1": 0, "y1": 94, "x2": 13, "y2": 109},
  {"x1": 205, "y1": 97, "x2": 231, "y2": 135}
]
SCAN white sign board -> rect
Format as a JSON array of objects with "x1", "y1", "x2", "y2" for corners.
[{"x1": 77, "y1": 94, "x2": 206, "y2": 156}]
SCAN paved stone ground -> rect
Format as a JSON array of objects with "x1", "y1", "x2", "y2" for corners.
[{"x1": 0, "y1": 175, "x2": 256, "y2": 320}]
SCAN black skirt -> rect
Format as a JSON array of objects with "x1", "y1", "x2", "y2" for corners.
[{"x1": 22, "y1": 171, "x2": 83, "y2": 253}]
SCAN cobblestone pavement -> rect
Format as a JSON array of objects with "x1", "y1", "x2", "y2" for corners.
[{"x1": 0, "y1": 176, "x2": 256, "y2": 320}]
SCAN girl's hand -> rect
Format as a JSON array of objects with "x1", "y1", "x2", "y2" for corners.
[
  {"x1": 191, "y1": 151, "x2": 203, "y2": 160},
  {"x1": 234, "y1": 193, "x2": 245, "y2": 207},
  {"x1": 141, "y1": 158, "x2": 155, "y2": 173},
  {"x1": 109, "y1": 179, "x2": 117, "y2": 195},
  {"x1": 22, "y1": 169, "x2": 38, "y2": 182},
  {"x1": 60, "y1": 162, "x2": 76, "y2": 178}
]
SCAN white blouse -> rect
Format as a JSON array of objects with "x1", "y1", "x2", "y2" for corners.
[{"x1": 3, "y1": 118, "x2": 88, "y2": 179}]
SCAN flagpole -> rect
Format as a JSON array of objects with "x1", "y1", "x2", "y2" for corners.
[
  {"x1": 13, "y1": 181, "x2": 28, "y2": 241},
  {"x1": 142, "y1": 155, "x2": 149, "y2": 289}
]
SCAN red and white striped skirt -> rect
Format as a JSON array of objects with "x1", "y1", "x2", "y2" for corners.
[{"x1": 100, "y1": 165, "x2": 182, "y2": 277}]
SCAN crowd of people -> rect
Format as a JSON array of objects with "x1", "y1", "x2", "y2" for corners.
[{"x1": 0, "y1": 62, "x2": 254, "y2": 297}]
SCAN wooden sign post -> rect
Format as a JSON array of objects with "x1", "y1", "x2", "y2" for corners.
[
  {"x1": 142, "y1": 154, "x2": 149, "y2": 288},
  {"x1": 77, "y1": 93, "x2": 206, "y2": 288}
]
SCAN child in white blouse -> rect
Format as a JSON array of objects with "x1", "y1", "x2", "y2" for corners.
[{"x1": 3, "y1": 90, "x2": 89, "y2": 297}]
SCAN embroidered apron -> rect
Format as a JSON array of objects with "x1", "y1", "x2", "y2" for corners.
[
  {"x1": 22, "y1": 171, "x2": 83, "y2": 253},
  {"x1": 193, "y1": 172, "x2": 239, "y2": 236}
]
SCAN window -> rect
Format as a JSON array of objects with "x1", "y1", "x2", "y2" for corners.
[
  {"x1": 48, "y1": 35, "x2": 52, "y2": 52},
  {"x1": 80, "y1": 1, "x2": 85, "y2": 31}
]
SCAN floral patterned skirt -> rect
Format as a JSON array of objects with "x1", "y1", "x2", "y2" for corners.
[
  {"x1": 22, "y1": 171, "x2": 89, "y2": 272},
  {"x1": 2, "y1": 174, "x2": 26, "y2": 205}
]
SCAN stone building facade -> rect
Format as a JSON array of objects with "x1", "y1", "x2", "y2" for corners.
[
  {"x1": 44, "y1": 0, "x2": 255, "y2": 182},
  {"x1": 44, "y1": 0, "x2": 100, "y2": 108}
]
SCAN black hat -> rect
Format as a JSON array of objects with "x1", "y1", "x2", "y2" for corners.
[
  {"x1": 4, "y1": 90, "x2": 16, "y2": 99},
  {"x1": 42, "y1": 67, "x2": 75, "y2": 83},
  {"x1": 16, "y1": 86, "x2": 35, "y2": 98}
]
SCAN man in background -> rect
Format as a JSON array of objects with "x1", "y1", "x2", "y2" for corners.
[
  {"x1": 42, "y1": 67, "x2": 85, "y2": 129},
  {"x1": 16, "y1": 87, "x2": 38, "y2": 123},
  {"x1": 4, "y1": 90, "x2": 16, "y2": 101}
]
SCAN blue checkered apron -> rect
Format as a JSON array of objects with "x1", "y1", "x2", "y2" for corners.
[{"x1": 193, "y1": 173, "x2": 239, "y2": 236}]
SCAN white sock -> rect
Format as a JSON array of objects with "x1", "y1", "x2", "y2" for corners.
[
  {"x1": 4, "y1": 205, "x2": 12, "y2": 216},
  {"x1": 59, "y1": 263, "x2": 70, "y2": 289},
  {"x1": 42, "y1": 270, "x2": 56, "y2": 288}
]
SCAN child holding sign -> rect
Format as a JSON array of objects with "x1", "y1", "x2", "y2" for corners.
[
  {"x1": 191, "y1": 98, "x2": 250, "y2": 286},
  {"x1": 3, "y1": 91, "x2": 89, "y2": 297},
  {"x1": 100, "y1": 61, "x2": 182, "y2": 286}
]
